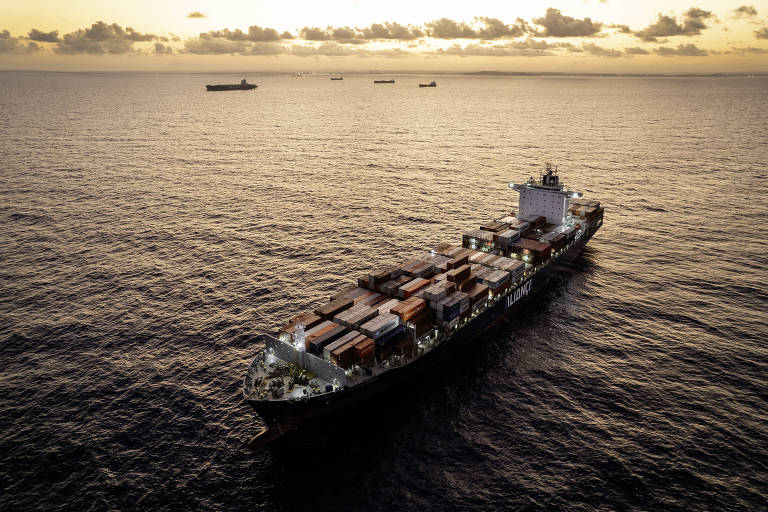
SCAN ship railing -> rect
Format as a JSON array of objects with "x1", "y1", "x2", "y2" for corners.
[{"x1": 243, "y1": 350, "x2": 263, "y2": 398}]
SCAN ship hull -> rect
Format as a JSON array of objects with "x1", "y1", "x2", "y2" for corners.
[
  {"x1": 246, "y1": 231, "x2": 595, "y2": 437},
  {"x1": 206, "y1": 84, "x2": 258, "y2": 91}
]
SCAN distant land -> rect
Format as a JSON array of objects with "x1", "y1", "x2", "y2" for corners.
[{"x1": 1, "y1": 69, "x2": 766, "y2": 77}]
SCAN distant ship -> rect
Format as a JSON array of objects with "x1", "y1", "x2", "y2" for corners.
[
  {"x1": 419, "y1": 81, "x2": 437, "y2": 88},
  {"x1": 243, "y1": 163, "x2": 604, "y2": 447},
  {"x1": 206, "y1": 79, "x2": 257, "y2": 91},
  {"x1": 374, "y1": 79, "x2": 395, "y2": 84},
  {"x1": 331, "y1": 76, "x2": 344, "y2": 81}
]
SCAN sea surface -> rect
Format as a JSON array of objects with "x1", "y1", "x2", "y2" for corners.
[{"x1": 0, "y1": 71, "x2": 766, "y2": 511}]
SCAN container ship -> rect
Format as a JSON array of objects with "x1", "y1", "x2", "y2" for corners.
[
  {"x1": 243, "y1": 164, "x2": 604, "y2": 445},
  {"x1": 206, "y1": 79, "x2": 257, "y2": 91}
]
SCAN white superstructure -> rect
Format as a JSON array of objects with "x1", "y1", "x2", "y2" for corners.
[{"x1": 509, "y1": 163, "x2": 581, "y2": 225}]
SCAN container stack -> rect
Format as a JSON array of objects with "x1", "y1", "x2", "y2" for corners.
[
  {"x1": 540, "y1": 231, "x2": 567, "y2": 251},
  {"x1": 315, "y1": 297, "x2": 355, "y2": 321},
  {"x1": 360, "y1": 312, "x2": 400, "y2": 340},
  {"x1": 462, "y1": 229, "x2": 495, "y2": 251},
  {"x1": 516, "y1": 238, "x2": 552, "y2": 265},
  {"x1": 415, "y1": 252, "x2": 452, "y2": 272},
  {"x1": 390, "y1": 296, "x2": 427, "y2": 322},
  {"x1": 480, "y1": 221, "x2": 510, "y2": 233},
  {"x1": 476, "y1": 269, "x2": 511, "y2": 294},
  {"x1": 353, "y1": 336, "x2": 375, "y2": 367},
  {"x1": 493, "y1": 228, "x2": 521, "y2": 251},
  {"x1": 323, "y1": 331, "x2": 361, "y2": 364},
  {"x1": 367, "y1": 265, "x2": 402, "y2": 291},
  {"x1": 380, "y1": 275, "x2": 412, "y2": 297},
  {"x1": 333, "y1": 303, "x2": 379, "y2": 330},
  {"x1": 401, "y1": 259, "x2": 435, "y2": 278},
  {"x1": 397, "y1": 277, "x2": 431, "y2": 299},
  {"x1": 277, "y1": 311, "x2": 324, "y2": 342},
  {"x1": 446, "y1": 263, "x2": 471, "y2": 284},
  {"x1": 435, "y1": 294, "x2": 461, "y2": 328},
  {"x1": 522, "y1": 215, "x2": 546, "y2": 230},
  {"x1": 463, "y1": 282, "x2": 490, "y2": 311},
  {"x1": 422, "y1": 280, "x2": 457, "y2": 308},
  {"x1": 305, "y1": 321, "x2": 347, "y2": 354},
  {"x1": 376, "y1": 298, "x2": 401, "y2": 315}
]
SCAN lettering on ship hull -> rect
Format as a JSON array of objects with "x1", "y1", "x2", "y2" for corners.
[{"x1": 506, "y1": 280, "x2": 532, "y2": 309}]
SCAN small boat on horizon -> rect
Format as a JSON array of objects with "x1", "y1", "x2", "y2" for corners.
[
  {"x1": 331, "y1": 76, "x2": 344, "y2": 81},
  {"x1": 419, "y1": 81, "x2": 437, "y2": 88},
  {"x1": 374, "y1": 79, "x2": 395, "y2": 84},
  {"x1": 206, "y1": 79, "x2": 257, "y2": 91}
]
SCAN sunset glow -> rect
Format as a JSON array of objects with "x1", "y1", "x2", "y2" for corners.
[{"x1": 1, "y1": 0, "x2": 767, "y2": 72}]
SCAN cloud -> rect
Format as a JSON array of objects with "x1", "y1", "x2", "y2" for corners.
[
  {"x1": 299, "y1": 26, "x2": 331, "y2": 41},
  {"x1": 183, "y1": 33, "x2": 286, "y2": 54},
  {"x1": 582, "y1": 42, "x2": 622, "y2": 57},
  {"x1": 732, "y1": 6, "x2": 758, "y2": 18},
  {"x1": 635, "y1": 8, "x2": 715, "y2": 41},
  {"x1": 28, "y1": 29, "x2": 60, "y2": 42},
  {"x1": 608, "y1": 24, "x2": 631, "y2": 33},
  {"x1": 756, "y1": 27, "x2": 768, "y2": 39},
  {"x1": 358, "y1": 22, "x2": 424, "y2": 40},
  {"x1": 532, "y1": 8, "x2": 603, "y2": 37},
  {"x1": 425, "y1": 17, "x2": 528, "y2": 39},
  {"x1": 54, "y1": 22, "x2": 159, "y2": 54},
  {"x1": 298, "y1": 22, "x2": 424, "y2": 43},
  {"x1": 654, "y1": 43, "x2": 708, "y2": 56},
  {"x1": 187, "y1": 11, "x2": 206, "y2": 18},
  {"x1": 624, "y1": 46, "x2": 650, "y2": 54},
  {"x1": 288, "y1": 41, "x2": 413, "y2": 58},
  {"x1": 154, "y1": 42, "x2": 173, "y2": 55},
  {"x1": 731, "y1": 46, "x2": 768, "y2": 54},
  {"x1": 433, "y1": 39, "x2": 584, "y2": 57},
  {"x1": 206, "y1": 26, "x2": 290, "y2": 42},
  {"x1": 0, "y1": 29, "x2": 41, "y2": 53}
]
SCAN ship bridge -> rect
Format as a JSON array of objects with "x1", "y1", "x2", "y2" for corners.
[{"x1": 509, "y1": 163, "x2": 582, "y2": 225}]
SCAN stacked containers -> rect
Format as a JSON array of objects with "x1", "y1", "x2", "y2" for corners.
[
  {"x1": 381, "y1": 275, "x2": 412, "y2": 297},
  {"x1": 323, "y1": 331, "x2": 361, "y2": 362},
  {"x1": 397, "y1": 277, "x2": 431, "y2": 299},
  {"x1": 464, "y1": 282, "x2": 490, "y2": 311},
  {"x1": 368, "y1": 265, "x2": 402, "y2": 290},
  {"x1": 315, "y1": 297, "x2": 354, "y2": 320},
  {"x1": 402, "y1": 260, "x2": 435, "y2": 278},
  {"x1": 376, "y1": 298, "x2": 401, "y2": 315},
  {"x1": 540, "y1": 231, "x2": 567, "y2": 251},
  {"x1": 422, "y1": 281, "x2": 457, "y2": 309},
  {"x1": 480, "y1": 221, "x2": 509, "y2": 232},
  {"x1": 517, "y1": 239, "x2": 552, "y2": 265},
  {"x1": 390, "y1": 297, "x2": 427, "y2": 322},
  {"x1": 333, "y1": 303, "x2": 379, "y2": 330},
  {"x1": 522, "y1": 215, "x2": 546, "y2": 229},
  {"x1": 462, "y1": 229, "x2": 495, "y2": 251},
  {"x1": 353, "y1": 336, "x2": 375, "y2": 367},
  {"x1": 305, "y1": 321, "x2": 347, "y2": 354},
  {"x1": 446, "y1": 264, "x2": 471, "y2": 284},
  {"x1": 360, "y1": 312, "x2": 400, "y2": 340},
  {"x1": 278, "y1": 311, "x2": 323, "y2": 342}
]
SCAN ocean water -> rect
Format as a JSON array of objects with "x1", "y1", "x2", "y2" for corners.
[{"x1": 0, "y1": 71, "x2": 767, "y2": 511}]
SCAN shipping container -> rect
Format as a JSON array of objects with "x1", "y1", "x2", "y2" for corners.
[
  {"x1": 446, "y1": 264, "x2": 471, "y2": 283},
  {"x1": 307, "y1": 324, "x2": 347, "y2": 355},
  {"x1": 397, "y1": 277, "x2": 430, "y2": 299},
  {"x1": 421, "y1": 280, "x2": 456, "y2": 302},
  {"x1": 360, "y1": 312, "x2": 400, "y2": 339},
  {"x1": 315, "y1": 297, "x2": 355, "y2": 320},
  {"x1": 517, "y1": 238, "x2": 552, "y2": 265},
  {"x1": 390, "y1": 296, "x2": 427, "y2": 322},
  {"x1": 323, "y1": 331, "x2": 361, "y2": 361}
]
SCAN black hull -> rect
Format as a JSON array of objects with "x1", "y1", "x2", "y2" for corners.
[
  {"x1": 247, "y1": 231, "x2": 595, "y2": 434},
  {"x1": 206, "y1": 85, "x2": 257, "y2": 91}
]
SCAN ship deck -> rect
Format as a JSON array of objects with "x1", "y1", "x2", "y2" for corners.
[{"x1": 244, "y1": 207, "x2": 603, "y2": 405}]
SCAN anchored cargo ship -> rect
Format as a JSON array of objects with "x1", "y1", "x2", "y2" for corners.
[
  {"x1": 243, "y1": 164, "x2": 604, "y2": 446},
  {"x1": 206, "y1": 79, "x2": 257, "y2": 91}
]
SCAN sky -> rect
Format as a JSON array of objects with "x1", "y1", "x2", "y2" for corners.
[{"x1": 1, "y1": 0, "x2": 767, "y2": 72}]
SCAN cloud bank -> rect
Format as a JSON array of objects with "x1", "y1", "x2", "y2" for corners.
[
  {"x1": 0, "y1": 30, "x2": 41, "y2": 53},
  {"x1": 635, "y1": 8, "x2": 715, "y2": 41}
]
